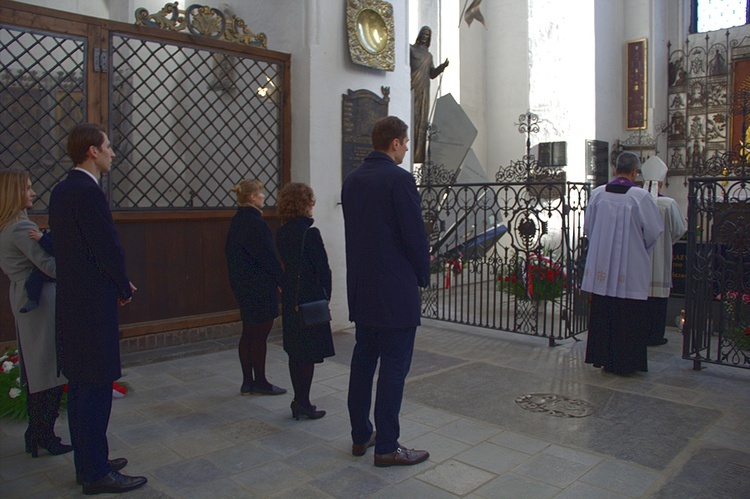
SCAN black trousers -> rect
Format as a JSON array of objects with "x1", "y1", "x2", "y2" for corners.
[
  {"x1": 644, "y1": 297, "x2": 669, "y2": 344},
  {"x1": 67, "y1": 381, "x2": 113, "y2": 483},
  {"x1": 347, "y1": 325, "x2": 416, "y2": 455}
]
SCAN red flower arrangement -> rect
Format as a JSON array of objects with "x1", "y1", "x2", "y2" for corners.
[{"x1": 497, "y1": 253, "x2": 566, "y2": 301}]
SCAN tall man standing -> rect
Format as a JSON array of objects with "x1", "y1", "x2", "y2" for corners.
[
  {"x1": 582, "y1": 152, "x2": 664, "y2": 375},
  {"x1": 49, "y1": 123, "x2": 147, "y2": 495},
  {"x1": 342, "y1": 116, "x2": 431, "y2": 467}
]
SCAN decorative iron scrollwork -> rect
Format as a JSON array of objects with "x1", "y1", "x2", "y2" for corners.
[
  {"x1": 413, "y1": 161, "x2": 458, "y2": 185},
  {"x1": 135, "y1": 2, "x2": 267, "y2": 48},
  {"x1": 495, "y1": 155, "x2": 565, "y2": 183}
]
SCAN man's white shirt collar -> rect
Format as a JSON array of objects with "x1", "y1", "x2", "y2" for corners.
[{"x1": 73, "y1": 167, "x2": 100, "y2": 186}]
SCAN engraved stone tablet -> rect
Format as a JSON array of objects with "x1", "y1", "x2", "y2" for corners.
[
  {"x1": 429, "y1": 93, "x2": 477, "y2": 173},
  {"x1": 342, "y1": 88, "x2": 389, "y2": 181}
]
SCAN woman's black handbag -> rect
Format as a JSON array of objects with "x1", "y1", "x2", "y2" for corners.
[
  {"x1": 293, "y1": 228, "x2": 331, "y2": 328},
  {"x1": 297, "y1": 299, "x2": 331, "y2": 327}
]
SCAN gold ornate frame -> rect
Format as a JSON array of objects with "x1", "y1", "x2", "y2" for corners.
[
  {"x1": 346, "y1": 0, "x2": 395, "y2": 72},
  {"x1": 135, "y1": 2, "x2": 267, "y2": 48}
]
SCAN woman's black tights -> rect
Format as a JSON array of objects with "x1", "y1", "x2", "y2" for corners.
[
  {"x1": 238, "y1": 320, "x2": 274, "y2": 387},
  {"x1": 288, "y1": 359, "x2": 315, "y2": 408}
]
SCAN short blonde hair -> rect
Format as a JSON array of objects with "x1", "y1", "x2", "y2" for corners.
[
  {"x1": 278, "y1": 183, "x2": 315, "y2": 222},
  {"x1": 0, "y1": 169, "x2": 30, "y2": 230},
  {"x1": 231, "y1": 178, "x2": 263, "y2": 205}
]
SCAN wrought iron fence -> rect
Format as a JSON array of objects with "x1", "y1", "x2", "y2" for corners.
[
  {"x1": 417, "y1": 179, "x2": 590, "y2": 344},
  {"x1": 684, "y1": 170, "x2": 750, "y2": 370}
]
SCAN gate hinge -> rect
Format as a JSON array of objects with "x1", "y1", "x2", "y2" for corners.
[{"x1": 93, "y1": 48, "x2": 108, "y2": 73}]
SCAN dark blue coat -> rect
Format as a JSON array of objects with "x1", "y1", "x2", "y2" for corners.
[
  {"x1": 225, "y1": 207, "x2": 283, "y2": 324},
  {"x1": 49, "y1": 170, "x2": 132, "y2": 383},
  {"x1": 276, "y1": 216, "x2": 335, "y2": 362},
  {"x1": 341, "y1": 151, "x2": 430, "y2": 328}
]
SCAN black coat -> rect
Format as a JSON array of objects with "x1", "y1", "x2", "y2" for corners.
[
  {"x1": 49, "y1": 170, "x2": 132, "y2": 383},
  {"x1": 225, "y1": 207, "x2": 283, "y2": 324},
  {"x1": 276, "y1": 217, "x2": 334, "y2": 362}
]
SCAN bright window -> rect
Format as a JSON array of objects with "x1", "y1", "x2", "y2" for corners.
[{"x1": 693, "y1": 0, "x2": 748, "y2": 33}]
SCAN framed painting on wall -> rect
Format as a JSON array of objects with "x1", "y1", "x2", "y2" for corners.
[{"x1": 626, "y1": 39, "x2": 647, "y2": 130}]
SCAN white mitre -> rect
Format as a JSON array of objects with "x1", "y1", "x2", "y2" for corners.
[{"x1": 641, "y1": 156, "x2": 667, "y2": 199}]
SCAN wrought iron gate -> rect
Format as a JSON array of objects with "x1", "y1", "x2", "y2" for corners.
[
  {"x1": 683, "y1": 152, "x2": 750, "y2": 370},
  {"x1": 417, "y1": 179, "x2": 590, "y2": 344}
]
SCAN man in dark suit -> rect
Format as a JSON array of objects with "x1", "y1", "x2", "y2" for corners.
[
  {"x1": 49, "y1": 123, "x2": 147, "y2": 495},
  {"x1": 342, "y1": 116, "x2": 431, "y2": 467}
]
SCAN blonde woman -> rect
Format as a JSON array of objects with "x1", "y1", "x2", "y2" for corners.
[
  {"x1": 225, "y1": 179, "x2": 286, "y2": 395},
  {"x1": 0, "y1": 169, "x2": 71, "y2": 457}
]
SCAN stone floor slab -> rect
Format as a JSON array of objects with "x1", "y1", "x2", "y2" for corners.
[{"x1": 416, "y1": 459, "x2": 496, "y2": 495}]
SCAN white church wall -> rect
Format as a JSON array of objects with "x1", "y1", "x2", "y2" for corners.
[
  {"x1": 528, "y1": 0, "x2": 596, "y2": 183},
  {"x1": 459, "y1": 11, "x2": 488, "y2": 173},
  {"x1": 594, "y1": 0, "x2": 625, "y2": 178},
  {"x1": 484, "y1": 0, "x2": 531, "y2": 171}
]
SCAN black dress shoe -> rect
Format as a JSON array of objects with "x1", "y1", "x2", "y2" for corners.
[
  {"x1": 250, "y1": 383, "x2": 287, "y2": 395},
  {"x1": 76, "y1": 459, "x2": 130, "y2": 485},
  {"x1": 647, "y1": 338, "x2": 669, "y2": 346},
  {"x1": 82, "y1": 470, "x2": 147, "y2": 495}
]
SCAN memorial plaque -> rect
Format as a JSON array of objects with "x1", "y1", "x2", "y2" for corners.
[{"x1": 342, "y1": 88, "x2": 389, "y2": 181}]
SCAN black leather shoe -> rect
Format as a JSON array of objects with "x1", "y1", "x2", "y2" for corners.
[
  {"x1": 250, "y1": 383, "x2": 287, "y2": 395},
  {"x1": 647, "y1": 338, "x2": 669, "y2": 346},
  {"x1": 108, "y1": 457, "x2": 128, "y2": 472},
  {"x1": 76, "y1": 459, "x2": 130, "y2": 485},
  {"x1": 374, "y1": 447, "x2": 429, "y2": 467},
  {"x1": 82, "y1": 471, "x2": 147, "y2": 495},
  {"x1": 352, "y1": 432, "x2": 376, "y2": 456}
]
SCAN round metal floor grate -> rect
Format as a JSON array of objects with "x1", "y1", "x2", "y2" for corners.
[{"x1": 515, "y1": 393, "x2": 595, "y2": 418}]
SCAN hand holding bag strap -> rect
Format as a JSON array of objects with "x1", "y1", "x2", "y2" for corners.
[{"x1": 294, "y1": 227, "x2": 328, "y2": 312}]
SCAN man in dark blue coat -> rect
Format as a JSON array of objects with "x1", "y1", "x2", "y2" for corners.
[
  {"x1": 49, "y1": 123, "x2": 147, "y2": 495},
  {"x1": 342, "y1": 116, "x2": 431, "y2": 467}
]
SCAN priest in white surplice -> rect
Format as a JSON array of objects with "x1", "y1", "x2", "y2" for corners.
[
  {"x1": 641, "y1": 156, "x2": 687, "y2": 346},
  {"x1": 582, "y1": 152, "x2": 664, "y2": 375}
]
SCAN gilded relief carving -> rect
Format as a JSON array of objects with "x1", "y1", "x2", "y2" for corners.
[
  {"x1": 346, "y1": 0, "x2": 395, "y2": 71},
  {"x1": 135, "y1": 2, "x2": 267, "y2": 48}
]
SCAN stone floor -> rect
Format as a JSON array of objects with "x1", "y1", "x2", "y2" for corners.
[{"x1": 2, "y1": 319, "x2": 750, "y2": 498}]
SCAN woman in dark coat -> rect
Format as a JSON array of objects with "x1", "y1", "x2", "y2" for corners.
[
  {"x1": 225, "y1": 179, "x2": 286, "y2": 396},
  {"x1": 276, "y1": 183, "x2": 335, "y2": 420}
]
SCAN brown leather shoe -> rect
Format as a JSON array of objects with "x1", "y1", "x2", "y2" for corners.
[
  {"x1": 352, "y1": 432, "x2": 376, "y2": 456},
  {"x1": 374, "y1": 447, "x2": 429, "y2": 467}
]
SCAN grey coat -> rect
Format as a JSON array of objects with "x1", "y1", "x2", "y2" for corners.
[{"x1": 0, "y1": 215, "x2": 66, "y2": 393}]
